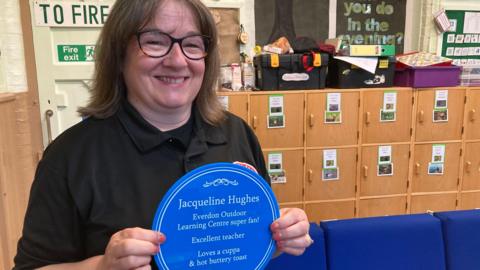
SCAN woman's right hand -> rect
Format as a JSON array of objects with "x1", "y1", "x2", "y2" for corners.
[{"x1": 98, "y1": 227, "x2": 166, "y2": 270}]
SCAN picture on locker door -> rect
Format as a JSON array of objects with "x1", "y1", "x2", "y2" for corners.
[
  {"x1": 379, "y1": 156, "x2": 391, "y2": 163},
  {"x1": 268, "y1": 115, "x2": 285, "y2": 128},
  {"x1": 377, "y1": 163, "x2": 393, "y2": 176},
  {"x1": 270, "y1": 171, "x2": 286, "y2": 184},
  {"x1": 428, "y1": 162, "x2": 444, "y2": 175},
  {"x1": 269, "y1": 163, "x2": 282, "y2": 171},
  {"x1": 329, "y1": 104, "x2": 339, "y2": 112},
  {"x1": 433, "y1": 155, "x2": 443, "y2": 162},
  {"x1": 435, "y1": 99, "x2": 447, "y2": 108},
  {"x1": 270, "y1": 106, "x2": 283, "y2": 114},
  {"x1": 380, "y1": 110, "x2": 396, "y2": 122},
  {"x1": 322, "y1": 168, "x2": 339, "y2": 181},
  {"x1": 433, "y1": 109, "x2": 448, "y2": 122},
  {"x1": 325, "y1": 112, "x2": 342, "y2": 124}
]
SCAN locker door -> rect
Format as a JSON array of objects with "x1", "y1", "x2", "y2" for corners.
[
  {"x1": 465, "y1": 88, "x2": 480, "y2": 140},
  {"x1": 306, "y1": 92, "x2": 359, "y2": 147},
  {"x1": 217, "y1": 93, "x2": 248, "y2": 123},
  {"x1": 305, "y1": 148, "x2": 357, "y2": 200},
  {"x1": 360, "y1": 144, "x2": 410, "y2": 196},
  {"x1": 410, "y1": 193, "x2": 457, "y2": 213},
  {"x1": 459, "y1": 192, "x2": 480, "y2": 210},
  {"x1": 362, "y1": 89, "x2": 413, "y2": 143},
  {"x1": 250, "y1": 93, "x2": 304, "y2": 149},
  {"x1": 412, "y1": 143, "x2": 461, "y2": 192},
  {"x1": 462, "y1": 142, "x2": 480, "y2": 191},
  {"x1": 415, "y1": 88, "x2": 465, "y2": 142},
  {"x1": 305, "y1": 201, "x2": 355, "y2": 223},
  {"x1": 358, "y1": 196, "x2": 407, "y2": 218},
  {"x1": 264, "y1": 150, "x2": 303, "y2": 204}
]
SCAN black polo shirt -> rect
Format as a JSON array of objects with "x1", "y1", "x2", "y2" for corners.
[{"x1": 14, "y1": 100, "x2": 268, "y2": 269}]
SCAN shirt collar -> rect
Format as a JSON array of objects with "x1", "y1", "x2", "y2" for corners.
[{"x1": 116, "y1": 99, "x2": 226, "y2": 153}]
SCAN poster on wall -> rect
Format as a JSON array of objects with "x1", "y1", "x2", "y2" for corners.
[
  {"x1": 336, "y1": 0, "x2": 406, "y2": 54},
  {"x1": 255, "y1": 0, "x2": 329, "y2": 46}
]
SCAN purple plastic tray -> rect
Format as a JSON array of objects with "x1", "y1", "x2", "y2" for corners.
[{"x1": 394, "y1": 65, "x2": 461, "y2": 88}]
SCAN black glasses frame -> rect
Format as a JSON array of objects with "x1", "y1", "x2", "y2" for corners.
[{"x1": 136, "y1": 30, "x2": 211, "y2": 60}]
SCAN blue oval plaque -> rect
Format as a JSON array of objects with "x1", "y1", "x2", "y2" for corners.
[{"x1": 152, "y1": 162, "x2": 280, "y2": 270}]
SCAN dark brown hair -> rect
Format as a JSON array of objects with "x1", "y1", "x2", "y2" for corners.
[{"x1": 78, "y1": 0, "x2": 224, "y2": 125}]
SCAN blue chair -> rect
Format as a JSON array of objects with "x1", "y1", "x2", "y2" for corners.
[
  {"x1": 434, "y1": 209, "x2": 480, "y2": 270},
  {"x1": 265, "y1": 222, "x2": 327, "y2": 270},
  {"x1": 320, "y1": 214, "x2": 447, "y2": 270}
]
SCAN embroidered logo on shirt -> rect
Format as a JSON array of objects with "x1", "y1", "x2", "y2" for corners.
[{"x1": 233, "y1": 161, "x2": 258, "y2": 173}]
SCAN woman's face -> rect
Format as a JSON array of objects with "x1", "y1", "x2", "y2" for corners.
[{"x1": 123, "y1": 0, "x2": 205, "y2": 116}]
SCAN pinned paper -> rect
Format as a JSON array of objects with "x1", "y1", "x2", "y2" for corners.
[
  {"x1": 268, "y1": 95, "x2": 285, "y2": 128},
  {"x1": 383, "y1": 91, "x2": 397, "y2": 112},
  {"x1": 325, "y1": 93, "x2": 342, "y2": 124},
  {"x1": 378, "y1": 145, "x2": 392, "y2": 164},
  {"x1": 268, "y1": 152, "x2": 286, "y2": 184},
  {"x1": 377, "y1": 163, "x2": 393, "y2": 176},
  {"x1": 333, "y1": 56, "x2": 378, "y2": 74},
  {"x1": 323, "y1": 149, "x2": 337, "y2": 168},
  {"x1": 431, "y1": 144, "x2": 446, "y2": 163},
  {"x1": 433, "y1": 90, "x2": 448, "y2": 122}
]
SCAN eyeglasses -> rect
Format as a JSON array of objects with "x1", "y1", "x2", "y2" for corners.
[{"x1": 136, "y1": 30, "x2": 210, "y2": 60}]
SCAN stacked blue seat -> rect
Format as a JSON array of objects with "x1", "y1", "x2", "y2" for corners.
[
  {"x1": 265, "y1": 222, "x2": 327, "y2": 270},
  {"x1": 320, "y1": 214, "x2": 447, "y2": 270},
  {"x1": 434, "y1": 209, "x2": 480, "y2": 270}
]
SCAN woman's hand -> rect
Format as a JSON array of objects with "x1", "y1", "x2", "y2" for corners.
[
  {"x1": 97, "y1": 227, "x2": 165, "y2": 270},
  {"x1": 270, "y1": 208, "x2": 312, "y2": 256}
]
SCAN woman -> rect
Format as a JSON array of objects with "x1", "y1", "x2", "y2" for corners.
[{"x1": 14, "y1": 0, "x2": 312, "y2": 269}]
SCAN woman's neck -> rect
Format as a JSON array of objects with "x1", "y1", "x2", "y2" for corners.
[{"x1": 128, "y1": 100, "x2": 192, "y2": 132}]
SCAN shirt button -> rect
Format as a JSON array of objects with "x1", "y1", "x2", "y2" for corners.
[{"x1": 168, "y1": 139, "x2": 173, "y2": 143}]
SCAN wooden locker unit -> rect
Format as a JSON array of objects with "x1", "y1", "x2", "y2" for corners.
[
  {"x1": 462, "y1": 142, "x2": 480, "y2": 191},
  {"x1": 412, "y1": 143, "x2": 461, "y2": 193},
  {"x1": 359, "y1": 144, "x2": 410, "y2": 196},
  {"x1": 410, "y1": 193, "x2": 457, "y2": 213},
  {"x1": 217, "y1": 92, "x2": 249, "y2": 123},
  {"x1": 458, "y1": 192, "x2": 480, "y2": 210},
  {"x1": 306, "y1": 91, "x2": 359, "y2": 147},
  {"x1": 362, "y1": 88, "x2": 413, "y2": 143},
  {"x1": 465, "y1": 88, "x2": 480, "y2": 140},
  {"x1": 415, "y1": 88, "x2": 465, "y2": 142},
  {"x1": 264, "y1": 150, "x2": 304, "y2": 204},
  {"x1": 249, "y1": 92, "x2": 304, "y2": 149},
  {"x1": 305, "y1": 147, "x2": 357, "y2": 201},
  {"x1": 305, "y1": 200, "x2": 356, "y2": 223},
  {"x1": 358, "y1": 196, "x2": 407, "y2": 217}
]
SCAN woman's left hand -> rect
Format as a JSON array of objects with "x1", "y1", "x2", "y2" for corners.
[{"x1": 270, "y1": 208, "x2": 313, "y2": 256}]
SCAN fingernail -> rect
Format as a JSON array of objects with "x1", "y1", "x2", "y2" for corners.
[
  {"x1": 158, "y1": 232, "x2": 166, "y2": 242},
  {"x1": 273, "y1": 222, "x2": 280, "y2": 229}
]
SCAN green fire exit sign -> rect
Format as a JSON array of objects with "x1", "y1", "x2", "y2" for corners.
[{"x1": 57, "y1": 45, "x2": 95, "y2": 62}]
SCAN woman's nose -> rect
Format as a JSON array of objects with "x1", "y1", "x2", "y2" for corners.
[{"x1": 162, "y1": 43, "x2": 188, "y2": 67}]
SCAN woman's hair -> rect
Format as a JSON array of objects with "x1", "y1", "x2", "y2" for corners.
[{"x1": 78, "y1": 0, "x2": 224, "y2": 125}]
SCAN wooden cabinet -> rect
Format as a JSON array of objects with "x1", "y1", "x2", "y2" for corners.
[
  {"x1": 362, "y1": 89, "x2": 413, "y2": 143},
  {"x1": 412, "y1": 143, "x2": 461, "y2": 193},
  {"x1": 305, "y1": 148, "x2": 357, "y2": 201},
  {"x1": 358, "y1": 196, "x2": 407, "y2": 217},
  {"x1": 217, "y1": 92, "x2": 248, "y2": 123},
  {"x1": 250, "y1": 93, "x2": 304, "y2": 149},
  {"x1": 459, "y1": 192, "x2": 480, "y2": 210},
  {"x1": 415, "y1": 88, "x2": 465, "y2": 142},
  {"x1": 306, "y1": 91, "x2": 359, "y2": 147},
  {"x1": 462, "y1": 142, "x2": 480, "y2": 191},
  {"x1": 465, "y1": 88, "x2": 480, "y2": 140},
  {"x1": 359, "y1": 144, "x2": 410, "y2": 196},
  {"x1": 410, "y1": 193, "x2": 457, "y2": 213},
  {"x1": 264, "y1": 150, "x2": 304, "y2": 204},
  {"x1": 305, "y1": 201, "x2": 355, "y2": 223}
]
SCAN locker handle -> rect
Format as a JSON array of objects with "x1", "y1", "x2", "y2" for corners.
[
  {"x1": 308, "y1": 169, "x2": 313, "y2": 183},
  {"x1": 365, "y1": 112, "x2": 371, "y2": 125},
  {"x1": 470, "y1": 109, "x2": 476, "y2": 122},
  {"x1": 252, "y1": 115, "x2": 258, "y2": 129},
  {"x1": 415, "y1": 163, "x2": 420, "y2": 175},
  {"x1": 465, "y1": 161, "x2": 471, "y2": 173},
  {"x1": 309, "y1": 114, "x2": 315, "y2": 127},
  {"x1": 45, "y1": 109, "x2": 54, "y2": 144},
  {"x1": 363, "y1": 165, "x2": 368, "y2": 178},
  {"x1": 418, "y1": 110, "x2": 424, "y2": 123}
]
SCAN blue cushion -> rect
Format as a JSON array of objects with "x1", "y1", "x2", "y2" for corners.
[
  {"x1": 434, "y1": 209, "x2": 480, "y2": 270},
  {"x1": 321, "y1": 214, "x2": 446, "y2": 270},
  {"x1": 265, "y1": 222, "x2": 327, "y2": 270}
]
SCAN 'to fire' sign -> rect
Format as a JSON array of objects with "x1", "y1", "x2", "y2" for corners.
[{"x1": 34, "y1": 1, "x2": 112, "y2": 27}]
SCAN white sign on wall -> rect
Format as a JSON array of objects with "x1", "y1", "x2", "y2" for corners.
[{"x1": 34, "y1": 1, "x2": 112, "y2": 27}]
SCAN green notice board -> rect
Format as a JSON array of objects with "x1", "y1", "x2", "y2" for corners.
[
  {"x1": 57, "y1": 45, "x2": 95, "y2": 62},
  {"x1": 441, "y1": 10, "x2": 480, "y2": 64}
]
